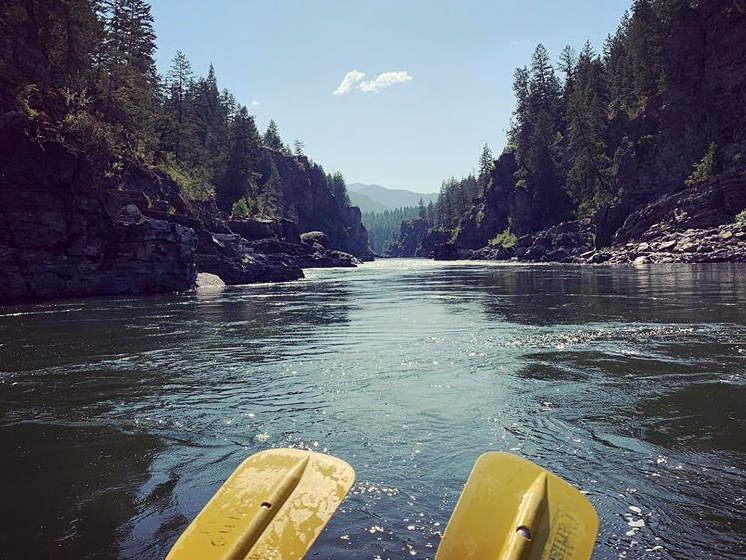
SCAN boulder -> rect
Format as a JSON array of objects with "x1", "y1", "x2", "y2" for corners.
[
  {"x1": 464, "y1": 245, "x2": 514, "y2": 261},
  {"x1": 516, "y1": 219, "x2": 594, "y2": 263},
  {"x1": 227, "y1": 217, "x2": 302, "y2": 245},
  {"x1": 301, "y1": 231, "x2": 330, "y2": 250},
  {"x1": 195, "y1": 231, "x2": 303, "y2": 285}
]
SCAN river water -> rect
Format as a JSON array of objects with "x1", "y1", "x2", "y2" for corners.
[{"x1": 1, "y1": 259, "x2": 745, "y2": 560}]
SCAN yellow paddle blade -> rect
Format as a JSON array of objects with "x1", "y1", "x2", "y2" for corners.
[
  {"x1": 165, "y1": 448, "x2": 355, "y2": 560},
  {"x1": 435, "y1": 452, "x2": 598, "y2": 560}
]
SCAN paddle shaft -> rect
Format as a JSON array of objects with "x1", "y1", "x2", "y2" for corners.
[
  {"x1": 499, "y1": 472, "x2": 548, "y2": 560},
  {"x1": 223, "y1": 456, "x2": 309, "y2": 560}
]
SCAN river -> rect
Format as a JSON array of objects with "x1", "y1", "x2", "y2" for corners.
[{"x1": 1, "y1": 259, "x2": 745, "y2": 559}]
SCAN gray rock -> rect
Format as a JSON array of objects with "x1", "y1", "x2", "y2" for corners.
[
  {"x1": 122, "y1": 204, "x2": 143, "y2": 222},
  {"x1": 301, "y1": 231, "x2": 330, "y2": 250}
]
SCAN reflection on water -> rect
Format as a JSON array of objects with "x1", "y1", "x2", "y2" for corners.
[{"x1": 0, "y1": 260, "x2": 744, "y2": 559}]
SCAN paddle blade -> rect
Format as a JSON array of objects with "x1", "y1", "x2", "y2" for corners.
[
  {"x1": 165, "y1": 448, "x2": 355, "y2": 560},
  {"x1": 435, "y1": 452, "x2": 598, "y2": 560}
]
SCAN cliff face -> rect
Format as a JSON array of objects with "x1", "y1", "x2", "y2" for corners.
[
  {"x1": 513, "y1": 166, "x2": 746, "y2": 264},
  {"x1": 0, "y1": 113, "x2": 369, "y2": 303},
  {"x1": 453, "y1": 151, "x2": 536, "y2": 250},
  {"x1": 614, "y1": 1, "x2": 746, "y2": 210},
  {"x1": 383, "y1": 219, "x2": 452, "y2": 258},
  {"x1": 385, "y1": 219, "x2": 429, "y2": 257},
  {"x1": 267, "y1": 152, "x2": 374, "y2": 261},
  {"x1": 0, "y1": 113, "x2": 197, "y2": 302}
]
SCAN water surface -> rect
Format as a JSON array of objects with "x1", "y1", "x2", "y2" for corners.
[{"x1": 1, "y1": 260, "x2": 745, "y2": 559}]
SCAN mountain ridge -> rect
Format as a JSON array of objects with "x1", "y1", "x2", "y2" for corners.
[{"x1": 348, "y1": 183, "x2": 438, "y2": 210}]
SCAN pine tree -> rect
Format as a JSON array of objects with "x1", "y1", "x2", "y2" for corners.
[
  {"x1": 293, "y1": 140, "x2": 305, "y2": 157},
  {"x1": 426, "y1": 201, "x2": 435, "y2": 223},
  {"x1": 99, "y1": 0, "x2": 158, "y2": 152},
  {"x1": 529, "y1": 44, "x2": 562, "y2": 115},
  {"x1": 165, "y1": 50, "x2": 193, "y2": 163},
  {"x1": 566, "y1": 42, "x2": 613, "y2": 213},
  {"x1": 418, "y1": 198, "x2": 426, "y2": 219},
  {"x1": 217, "y1": 105, "x2": 262, "y2": 210},
  {"x1": 557, "y1": 45, "x2": 577, "y2": 87},
  {"x1": 328, "y1": 172, "x2": 350, "y2": 207},
  {"x1": 478, "y1": 144, "x2": 494, "y2": 193},
  {"x1": 192, "y1": 64, "x2": 227, "y2": 165},
  {"x1": 257, "y1": 162, "x2": 282, "y2": 217},
  {"x1": 263, "y1": 120, "x2": 283, "y2": 150}
]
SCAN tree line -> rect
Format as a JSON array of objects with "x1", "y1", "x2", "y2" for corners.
[
  {"x1": 0, "y1": 0, "x2": 351, "y2": 219},
  {"x1": 362, "y1": 206, "x2": 421, "y2": 254}
]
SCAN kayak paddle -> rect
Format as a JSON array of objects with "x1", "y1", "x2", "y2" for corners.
[
  {"x1": 435, "y1": 452, "x2": 598, "y2": 560},
  {"x1": 165, "y1": 448, "x2": 355, "y2": 560}
]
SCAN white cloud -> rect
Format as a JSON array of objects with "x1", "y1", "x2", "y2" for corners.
[
  {"x1": 333, "y1": 70, "x2": 366, "y2": 95},
  {"x1": 358, "y1": 71, "x2": 413, "y2": 94},
  {"x1": 251, "y1": 100, "x2": 260, "y2": 106}
]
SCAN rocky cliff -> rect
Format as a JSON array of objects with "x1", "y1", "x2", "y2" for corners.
[
  {"x1": 0, "y1": 113, "x2": 370, "y2": 303},
  {"x1": 265, "y1": 151, "x2": 374, "y2": 261},
  {"x1": 513, "y1": 166, "x2": 746, "y2": 264},
  {"x1": 0, "y1": 113, "x2": 197, "y2": 301}
]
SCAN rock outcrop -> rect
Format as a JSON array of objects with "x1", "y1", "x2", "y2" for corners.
[
  {"x1": 514, "y1": 219, "x2": 595, "y2": 263},
  {"x1": 387, "y1": 3, "x2": 746, "y2": 265},
  {"x1": 384, "y1": 219, "x2": 430, "y2": 257},
  {"x1": 266, "y1": 151, "x2": 374, "y2": 261},
  {"x1": 0, "y1": 113, "x2": 197, "y2": 302},
  {"x1": 0, "y1": 113, "x2": 370, "y2": 303},
  {"x1": 613, "y1": 2, "x2": 746, "y2": 211},
  {"x1": 383, "y1": 219, "x2": 456, "y2": 258},
  {"x1": 513, "y1": 168, "x2": 746, "y2": 264}
]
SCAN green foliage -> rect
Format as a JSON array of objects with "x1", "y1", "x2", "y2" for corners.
[
  {"x1": 161, "y1": 163, "x2": 215, "y2": 201},
  {"x1": 450, "y1": 225, "x2": 462, "y2": 243},
  {"x1": 263, "y1": 120, "x2": 283, "y2": 151},
  {"x1": 735, "y1": 209, "x2": 746, "y2": 223},
  {"x1": 637, "y1": 134, "x2": 654, "y2": 149},
  {"x1": 17, "y1": 84, "x2": 41, "y2": 120},
  {"x1": 478, "y1": 144, "x2": 493, "y2": 193},
  {"x1": 0, "y1": 1, "x2": 321, "y2": 221},
  {"x1": 362, "y1": 206, "x2": 420, "y2": 253},
  {"x1": 489, "y1": 228, "x2": 518, "y2": 248},
  {"x1": 62, "y1": 109, "x2": 118, "y2": 157},
  {"x1": 231, "y1": 197, "x2": 253, "y2": 218},
  {"x1": 685, "y1": 142, "x2": 718, "y2": 187},
  {"x1": 327, "y1": 171, "x2": 350, "y2": 207}
]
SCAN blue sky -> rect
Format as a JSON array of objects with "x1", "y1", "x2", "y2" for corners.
[{"x1": 152, "y1": 0, "x2": 631, "y2": 194}]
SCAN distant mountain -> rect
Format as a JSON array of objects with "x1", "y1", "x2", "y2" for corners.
[
  {"x1": 347, "y1": 183, "x2": 438, "y2": 210},
  {"x1": 348, "y1": 191, "x2": 388, "y2": 213}
]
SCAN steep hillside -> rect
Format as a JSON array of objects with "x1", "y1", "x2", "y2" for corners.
[
  {"x1": 349, "y1": 191, "x2": 388, "y2": 213},
  {"x1": 387, "y1": 0, "x2": 746, "y2": 262},
  {"x1": 0, "y1": 113, "x2": 371, "y2": 302}
]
